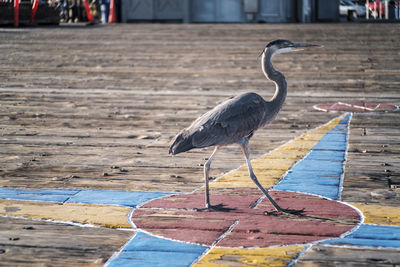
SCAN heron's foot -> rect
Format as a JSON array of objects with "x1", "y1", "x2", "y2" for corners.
[
  {"x1": 195, "y1": 204, "x2": 236, "y2": 212},
  {"x1": 264, "y1": 208, "x2": 305, "y2": 216}
]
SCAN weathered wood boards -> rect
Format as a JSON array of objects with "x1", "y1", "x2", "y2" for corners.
[
  {"x1": 1, "y1": 24, "x2": 398, "y2": 194},
  {"x1": 0, "y1": 216, "x2": 131, "y2": 266},
  {"x1": 0, "y1": 23, "x2": 399, "y2": 265},
  {"x1": 343, "y1": 112, "x2": 400, "y2": 206}
]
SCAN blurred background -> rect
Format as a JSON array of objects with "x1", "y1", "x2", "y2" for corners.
[{"x1": 1, "y1": 0, "x2": 400, "y2": 26}]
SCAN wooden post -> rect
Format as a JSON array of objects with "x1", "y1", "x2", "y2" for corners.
[
  {"x1": 385, "y1": 0, "x2": 389, "y2": 19},
  {"x1": 108, "y1": 0, "x2": 116, "y2": 23},
  {"x1": 14, "y1": 0, "x2": 19, "y2": 27},
  {"x1": 30, "y1": 0, "x2": 40, "y2": 25},
  {"x1": 83, "y1": 0, "x2": 94, "y2": 24}
]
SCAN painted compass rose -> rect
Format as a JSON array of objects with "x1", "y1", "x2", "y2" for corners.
[{"x1": 1, "y1": 113, "x2": 400, "y2": 266}]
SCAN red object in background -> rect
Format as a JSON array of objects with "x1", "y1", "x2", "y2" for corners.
[
  {"x1": 14, "y1": 0, "x2": 19, "y2": 27},
  {"x1": 368, "y1": 0, "x2": 385, "y2": 16},
  {"x1": 30, "y1": 0, "x2": 39, "y2": 24},
  {"x1": 108, "y1": 0, "x2": 116, "y2": 23},
  {"x1": 83, "y1": 0, "x2": 94, "y2": 23}
]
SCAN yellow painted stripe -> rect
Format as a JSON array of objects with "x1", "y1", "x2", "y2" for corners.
[
  {"x1": 351, "y1": 203, "x2": 400, "y2": 226},
  {"x1": 194, "y1": 245, "x2": 305, "y2": 267},
  {"x1": 210, "y1": 114, "x2": 347, "y2": 190},
  {"x1": 0, "y1": 199, "x2": 132, "y2": 229}
]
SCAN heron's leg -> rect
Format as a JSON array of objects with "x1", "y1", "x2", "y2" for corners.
[
  {"x1": 238, "y1": 138, "x2": 284, "y2": 212},
  {"x1": 204, "y1": 147, "x2": 218, "y2": 208}
]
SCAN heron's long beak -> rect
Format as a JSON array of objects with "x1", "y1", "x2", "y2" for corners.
[{"x1": 292, "y1": 43, "x2": 322, "y2": 50}]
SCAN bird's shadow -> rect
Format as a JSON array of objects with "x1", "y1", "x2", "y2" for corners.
[
  {"x1": 194, "y1": 203, "x2": 236, "y2": 212},
  {"x1": 264, "y1": 208, "x2": 305, "y2": 217}
]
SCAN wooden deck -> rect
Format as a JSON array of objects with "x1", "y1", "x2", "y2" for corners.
[{"x1": 0, "y1": 23, "x2": 399, "y2": 266}]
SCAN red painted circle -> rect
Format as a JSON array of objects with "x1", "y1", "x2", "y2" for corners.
[
  {"x1": 131, "y1": 189, "x2": 360, "y2": 247},
  {"x1": 314, "y1": 102, "x2": 398, "y2": 113}
]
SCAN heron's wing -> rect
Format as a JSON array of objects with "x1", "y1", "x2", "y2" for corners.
[{"x1": 190, "y1": 93, "x2": 267, "y2": 148}]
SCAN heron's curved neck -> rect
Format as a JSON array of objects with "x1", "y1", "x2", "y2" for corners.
[{"x1": 261, "y1": 50, "x2": 287, "y2": 109}]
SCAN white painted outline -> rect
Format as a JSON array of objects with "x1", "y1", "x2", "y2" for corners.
[
  {"x1": 338, "y1": 112, "x2": 352, "y2": 200},
  {"x1": 3, "y1": 112, "x2": 400, "y2": 267},
  {"x1": 313, "y1": 102, "x2": 399, "y2": 113},
  {"x1": 98, "y1": 113, "x2": 359, "y2": 266}
]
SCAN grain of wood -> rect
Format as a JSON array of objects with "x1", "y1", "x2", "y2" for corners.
[
  {"x1": 0, "y1": 23, "x2": 399, "y2": 266},
  {"x1": 0, "y1": 216, "x2": 131, "y2": 266}
]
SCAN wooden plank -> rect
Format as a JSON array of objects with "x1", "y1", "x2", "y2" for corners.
[
  {"x1": 342, "y1": 112, "x2": 400, "y2": 206},
  {"x1": 0, "y1": 199, "x2": 132, "y2": 228},
  {"x1": 351, "y1": 203, "x2": 400, "y2": 226},
  {"x1": 0, "y1": 23, "x2": 399, "y2": 266},
  {"x1": 0, "y1": 216, "x2": 131, "y2": 266},
  {"x1": 194, "y1": 246, "x2": 305, "y2": 267},
  {"x1": 296, "y1": 246, "x2": 400, "y2": 266}
]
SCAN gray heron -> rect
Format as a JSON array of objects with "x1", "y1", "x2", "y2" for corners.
[{"x1": 169, "y1": 40, "x2": 321, "y2": 215}]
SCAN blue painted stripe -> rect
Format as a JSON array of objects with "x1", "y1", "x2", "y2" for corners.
[
  {"x1": 275, "y1": 174, "x2": 341, "y2": 199},
  {"x1": 65, "y1": 190, "x2": 173, "y2": 207},
  {"x1": 287, "y1": 159, "x2": 343, "y2": 173},
  {"x1": 0, "y1": 187, "x2": 79, "y2": 203},
  {"x1": 107, "y1": 232, "x2": 207, "y2": 267},
  {"x1": 305, "y1": 150, "x2": 345, "y2": 161},
  {"x1": 274, "y1": 113, "x2": 351, "y2": 200},
  {"x1": 321, "y1": 224, "x2": 400, "y2": 248},
  {"x1": 0, "y1": 187, "x2": 174, "y2": 207}
]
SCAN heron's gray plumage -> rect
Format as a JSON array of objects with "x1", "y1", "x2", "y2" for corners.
[
  {"x1": 169, "y1": 92, "x2": 268, "y2": 154},
  {"x1": 169, "y1": 41, "x2": 287, "y2": 156},
  {"x1": 169, "y1": 40, "x2": 321, "y2": 213}
]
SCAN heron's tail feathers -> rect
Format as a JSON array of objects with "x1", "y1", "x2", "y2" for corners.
[{"x1": 169, "y1": 131, "x2": 194, "y2": 155}]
